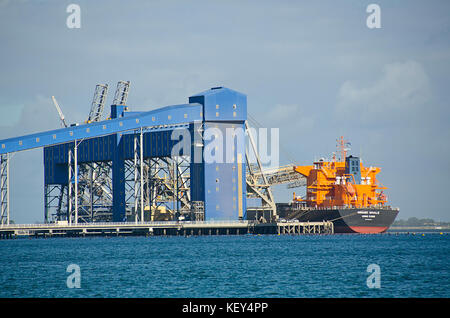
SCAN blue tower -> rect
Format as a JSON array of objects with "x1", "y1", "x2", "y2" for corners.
[{"x1": 189, "y1": 87, "x2": 247, "y2": 220}]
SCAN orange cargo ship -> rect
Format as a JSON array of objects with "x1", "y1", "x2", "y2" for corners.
[{"x1": 278, "y1": 137, "x2": 399, "y2": 233}]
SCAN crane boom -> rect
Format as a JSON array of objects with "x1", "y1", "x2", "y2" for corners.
[
  {"x1": 113, "y1": 81, "x2": 130, "y2": 106},
  {"x1": 51, "y1": 96, "x2": 68, "y2": 128},
  {"x1": 87, "y1": 84, "x2": 108, "y2": 123}
]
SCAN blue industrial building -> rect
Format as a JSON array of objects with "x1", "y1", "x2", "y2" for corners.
[{"x1": 0, "y1": 86, "x2": 254, "y2": 224}]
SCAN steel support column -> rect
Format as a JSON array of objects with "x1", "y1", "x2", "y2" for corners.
[
  {"x1": 68, "y1": 148, "x2": 73, "y2": 225},
  {"x1": 112, "y1": 134, "x2": 126, "y2": 222},
  {"x1": 74, "y1": 141, "x2": 79, "y2": 224},
  {"x1": 133, "y1": 128, "x2": 144, "y2": 223},
  {"x1": 0, "y1": 153, "x2": 10, "y2": 225}
]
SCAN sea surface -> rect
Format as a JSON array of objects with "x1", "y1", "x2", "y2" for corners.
[{"x1": 0, "y1": 232, "x2": 449, "y2": 298}]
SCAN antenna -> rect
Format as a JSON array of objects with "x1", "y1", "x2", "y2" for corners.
[
  {"x1": 51, "y1": 96, "x2": 68, "y2": 128},
  {"x1": 336, "y1": 136, "x2": 351, "y2": 161}
]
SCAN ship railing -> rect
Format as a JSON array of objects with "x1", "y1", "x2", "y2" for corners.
[{"x1": 298, "y1": 205, "x2": 397, "y2": 211}]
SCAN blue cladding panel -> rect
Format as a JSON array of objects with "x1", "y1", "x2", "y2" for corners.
[
  {"x1": 200, "y1": 122, "x2": 246, "y2": 220},
  {"x1": 44, "y1": 147, "x2": 68, "y2": 185},
  {"x1": 44, "y1": 135, "x2": 115, "y2": 185},
  {"x1": 44, "y1": 128, "x2": 191, "y2": 186},
  {"x1": 189, "y1": 87, "x2": 247, "y2": 122},
  {"x1": 189, "y1": 87, "x2": 247, "y2": 220},
  {"x1": 110, "y1": 105, "x2": 129, "y2": 119},
  {"x1": 189, "y1": 122, "x2": 205, "y2": 202},
  {"x1": 119, "y1": 129, "x2": 189, "y2": 159}
]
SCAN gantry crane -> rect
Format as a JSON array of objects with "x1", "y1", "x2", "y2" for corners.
[{"x1": 86, "y1": 84, "x2": 109, "y2": 123}]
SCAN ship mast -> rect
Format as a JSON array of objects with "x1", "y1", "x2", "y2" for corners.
[{"x1": 336, "y1": 136, "x2": 350, "y2": 162}]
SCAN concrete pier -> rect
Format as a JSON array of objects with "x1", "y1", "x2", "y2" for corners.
[{"x1": 0, "y1": 220, "x2": 334, "y2": 239}]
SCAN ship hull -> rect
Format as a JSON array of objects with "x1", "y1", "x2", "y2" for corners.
[{"x1": 277, "y1": 204, "x2": 399, "y2": 234}]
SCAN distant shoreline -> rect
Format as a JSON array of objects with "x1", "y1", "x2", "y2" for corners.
[{"x1": 389, "y1": 226, "x2": 450, "y2": 231}]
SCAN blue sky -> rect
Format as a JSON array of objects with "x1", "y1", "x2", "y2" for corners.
[{"x1": 0, "y1": 0, "x2": 449, "y2": 223}]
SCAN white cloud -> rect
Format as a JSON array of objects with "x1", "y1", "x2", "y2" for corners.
[
  {"x1": 0, "y1": 95, "x2": 57, "y2": 139},
  {"x1": 336, "y1": 60, "x2": 432, "y2": 124}
]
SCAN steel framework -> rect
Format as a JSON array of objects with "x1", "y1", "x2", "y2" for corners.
[{"x1": 0, "y1": 86, "x2": 303, "y2": 225}]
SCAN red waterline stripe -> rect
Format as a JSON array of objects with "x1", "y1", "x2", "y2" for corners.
[{"x1": 349, "y1": 226, "x2": 388, "y2": 234}]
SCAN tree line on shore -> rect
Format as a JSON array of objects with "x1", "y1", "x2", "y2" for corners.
[{"x1": 393, "y1": 217, "x2": 449, "y2": 226}]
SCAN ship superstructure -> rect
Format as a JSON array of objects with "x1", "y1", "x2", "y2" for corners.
[
  {"x1": 278, "y1": 137, "x2": 399, "y2": 233},
  {"x1": 293, "y1": 137, "x2": 387, "y2": 209}
]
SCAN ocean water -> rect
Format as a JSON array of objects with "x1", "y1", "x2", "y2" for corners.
[{"x1": 0, "y1": 233, "x2": 448, "y2": 298}]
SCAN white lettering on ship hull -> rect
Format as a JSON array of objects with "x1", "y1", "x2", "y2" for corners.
[{"x1": 355, "y1": 210, "x2": 381, "y2": 221}]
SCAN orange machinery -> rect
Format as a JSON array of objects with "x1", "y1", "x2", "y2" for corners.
[{"x1": 292, "y1": 137, "x2": 387, "y2": 208}]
